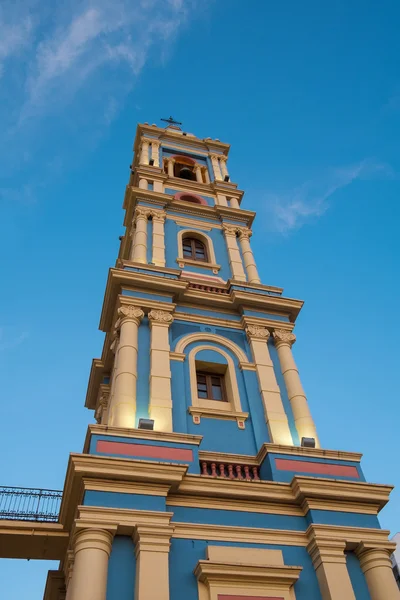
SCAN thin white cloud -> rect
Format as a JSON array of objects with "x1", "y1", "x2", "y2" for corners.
[
  {"x1": 0, "y1": 13, "x2": 33, "y2": 77},
  {"x1": 264, "y1": 160, "x2": 393, "y2": 233},
  {"x1": 0, "y1": 328, "x2": 29, "y2": 351}
]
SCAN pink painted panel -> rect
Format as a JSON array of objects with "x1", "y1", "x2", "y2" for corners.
[
  {"x1": 218, "y1": 596, "x2": 284, "y2": 600},
  {"x1": 96, "y1": 440, "x2": 193, "y2": 461},
  {"x1": 275, "y1": 458, "x2": 359, "y2": 478}
]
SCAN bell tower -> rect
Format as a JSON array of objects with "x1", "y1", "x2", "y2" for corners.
[{"x1": 1, "y1": 121, "x2": 398, "y2": 600}]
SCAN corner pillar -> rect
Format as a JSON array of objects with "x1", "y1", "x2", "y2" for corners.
[
  {"x1": 130, "y1": 207, "x2": 150, "y2": 264},
  {"x1": 356, "y1": 543, "x2": 400, "y2": 600},
  {"x1": 69, "y1": 527, "x2": 116, "y2": 600},
  {"x1": 245, "y1": 325, "x2": 293, "y2": 445},
  {"x1": 202, "y1": 166, "x2": 210, "y2": 184},
  {"x1": 151, "y1": 210, "x2": 166, "y2": 267},
  {"x1": 238, "y1": 228, "x2": 260, "y2": 283},
  {"x1": 148, "y1": 310, "x2": 174, "y2": 432},
  {"x1": 222, "y1": 225, "x2": 246, "y2": 282},
  {"x1": 273, "y1": 330, "x2": 320, "y2": 447},
  {"x1": 133, "y1": 524, "x2": 174, "y2": 600},
  {"x1": 108, "y1": 305, "x2": 144, "y2": 428},
  {"x1": 308, "y1": 538, "x2": 356, "y2": 600},
  {"x1": 210, "y1": 154, "x2": 222, "y2": 181},
  {"x1": 219, "y1": 156, "x2": 229, "y2": 180}
]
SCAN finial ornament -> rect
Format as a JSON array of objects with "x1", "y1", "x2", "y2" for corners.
[
  {"x1": 273, "y1": 330, "x2": 296, "y2": 348},
  {"x1": 148, "y1": 309, "x2": 174, "y2": 324},
  {"x1": 246, "y1": 325, "x2": 270, "y2": 340}
]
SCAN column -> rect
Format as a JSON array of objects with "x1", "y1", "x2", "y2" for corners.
[
  {"x1": 151, "y1": 210, "x2": 166, "y2": 267},
  {"x1": 167, "y1": 158, "x2": 175, "y2": 178},
  {"x1": 246, "y1": 325, "x2": 293, "y2": 445},
  {"x1": 220, "y1": 156, "x2": 229, "y2": 180},
  {"x1": 133, "y1": 524, "x2": 174, "y2": 600},
  {"x1": 238, "y1": 228, "x2": 261, "y2": 283},
  {"x1": 272, "y1": 330, "x2": 320, "y2": 447},
  {"x1": 108, "y1": 305, "x2": 144, "y2": 428},
  {"x1": 202, "y1": 166, "x2": 210, "y2": 184},
  {"x1": 130, "y1": 207, "x2": 149, "y2": 264},
  {"x1": 64, "y1": 550, "x2": 74, "y2": 600},
  {"x1": 229, "y1": 197, "x2": 240, "y2": 209},
  {"x1": 356, "y1": 543, "x2": 400, "y2": 600},
  {"x1": 140, "y1": 139, "x2": 150, "y2": 166},
  {"x1": 216, "y1": 193, "x2": 228, "y2": 206},
  {"x1": 138, "y1": 178, "x2": 148, "y2": 189},
  {"x1": 194, "y1": 164, "x2": 203, "y2": 183},
  {"x1": 151, "y1": 141, "x2": 160, "y2": 167},
  {"x1": 95, "y1": 392, "x2": 109, "y2": 425},
  {"x1": 70, "y1": 528, "x2": 115, "y2": 600},
  {"x1": 148, "y1": 309, "x2": 174, "y2": 432},
  {"x1": 308, "y1": 538, "x2": 356, "y2": 600},
  {"x1": 222, "y1": 225, "x2": 246, "y2": 281},
  {"x1": 210, "y1": 154, "x2": 222, "y2": 180}
]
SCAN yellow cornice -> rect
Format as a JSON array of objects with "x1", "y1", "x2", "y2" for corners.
[
  {"x1": 194, "y1": 559, "x2": 302, "y2": 587},
  {"x1": 257, "y1": 443, "x2": 363, "y2": 464},
  {"x1": 199, "y1": 450, "x2": 259, "y2": 466},
  {"x1": 167, "y1": 495, "x2": 303, "y2": 517},
  {"x1": 306, "y1": 523, "x2": 394, "y2": 550},
  {"x1": 77, "y1": 505, "x2": 174, "y2": 535},
  {"x1": 173, "y1": 522, "x2": 307, "y2": 546},
  {"x1": 174, "y1": 311, "x2": 243, "y2": 330},
  {"x1": 85, "y1": 358, "x2": 105, "y2": 409},
  {"x1": 84, "y1": 424, "x2": 202, "y2": 451},
  {"x1": 134, "y1": 123, "x2": 231, "y2": 152}
]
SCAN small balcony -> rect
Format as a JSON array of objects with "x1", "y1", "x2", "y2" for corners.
[{"x1": 0, "y1": 487, "x2": 62, "y2": 523}]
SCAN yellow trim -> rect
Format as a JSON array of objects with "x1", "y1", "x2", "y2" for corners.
[
  {"x1": 174, "y1": 312, "x2": 243, "y2": 330},
  {"x1": 257, "y1": 443, "x2": 362, "y2": 463},
  {"x1": 176, "y1": 257, "x2": 221, "y2": 273},
  {"x1": 175, "y1": 332, "x2": 248, "y2": 363},
  {"x1": 83, "y1": 478, "x2": 170, "y2": 496},
  {"x1": 173, "y1": 522, "x2": 307, "y2": 546},
  {"x1": 167, "y1": 495, "x2": 303, "y2": 516},
  {"x1": 177, "y1": 229, "x2": 217, "y2": 265},
  {"x1": 84, "y1": 424, "x2": 202, "y2": 452}
]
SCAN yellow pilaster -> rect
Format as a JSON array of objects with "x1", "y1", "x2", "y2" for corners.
[
  {"x1": 222, "y1": 224, "x2": 246, "y2": 281},
  {"x1": 131, "y1": 207, "x2": 149, "y2": 264},
  {"x1": 133, "y1": 524, "x2": 174, "y2": 600},
  {"x1": 210, "y1": 154, "x2": 222, "y2": 181},
  {"x1": 245, "y1": 325, "x2": 293, "y2": 445},
  {"x1": 139, "y1": 139, "x2": 150, "y2": 166},
  {"x1": 238, "y1": 228, "x2": 260, "y2": 283},
  {"x1": 151, "y1": 210, "x2": 166, "y2": 267},
  {"x1": 356, "y1": 542, "x2": 400, "y2": 600},
  {"x1": 308, "y1": 538, "x2": 356, "y2": 600},
  {"x1": 108, "y1": 305, "x2": 144, "y2": 428},
  {"x1": 148, "y1": 309, "x2": 174, "y2": 432},
  {"x1": 272, "y1": 330, "x2": 320, "y2": 447},
  {"x1": 216, "y1": 193, "x2": 228, "y2": 206},
  {"x1": 202, "y1": 166, "x2": 210, "y2": 184},
  {"x1": 151, "y1": 141, "x2": 160, "y2": 167},
  {"x1": 69, "y1": 527, "x2": 116, "y2": 600}
]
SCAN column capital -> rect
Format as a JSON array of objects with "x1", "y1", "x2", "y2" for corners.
[
  {"x1": 73, "y1": 527, "x2": 116, "y2": 557},
  {"x1": 273, "y1": 329, "x2": 296, "y2": 348},
  {"x1": 116, "y1": 305, "x2": 144, "y2": 329},
  {"x1": 167, "y1": 157, "x2": 175, "y2": 164},
  {"x1": 246, "y1": 324, "x2": 270, "y2": 341},
  {"x1": 237, "y1": 227, "x2": 252, "y2": 240},
  {"x1": 222, "y1": 223, "x2": 238, "y2": 236},
  {"x1": 150, "y1": 208, "x2": 166, "y2": 223},
  {"x1": 133, "y1": 523, "x2": 174, "y2": 556},
  {"x1": 209, "y1": 153, "x2": 221, "y2": 160},
  {"x1": 135, "y1": 206, "x2": 151, "y2": 220},
  {"x1": 307, "y1": 537, "x2": 347, "y2": 570},
  {"x1": 148, "y1": 309, "x2": 174, "y2": 325},
  {"x1": 151, "y1": 140, "x2": 160, "y2": 148},
  {"x1": 356, "y1": 542, "x2": 396, "y2": 572}
]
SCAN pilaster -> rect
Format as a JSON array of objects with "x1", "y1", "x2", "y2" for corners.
[{"x1": 148, "y1": 309, "x2": 174, "y2": 432}]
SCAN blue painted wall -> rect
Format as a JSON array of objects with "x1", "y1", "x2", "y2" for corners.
[
  {"x1": 169, "y1": 539, "x2": 322, "y2": 600},
  {"x1": 259, "y1": 452, "x2": 365, "y2": 483},
  {"x1": 136, "y1": 317, "x2": 150, "y2": 424},
  {"x1": 346, "y1": 552, "x2": 372, "y2": 599},
  {"x1": 107, "y1": 536, "x2": 136, "y2": 600},
  {"x1": 84, "y1": 490, "x2": 166, "y2": 511}
]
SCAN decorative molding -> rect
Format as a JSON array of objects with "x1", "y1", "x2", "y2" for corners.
[
  {"x1": 188, "y1": 406, "x2": 248, "y2": 429},
  {"x1": 175, "y1": 332, "x2": 248, "y2": 363},
  {"x1": 272, "y1": 329, "x2": 296, "y2": 348},
  {"x1": 95, "y1": 392, "x2": 109, "y2": 424},
  {"x1": 246, "y1": 325, "x2": 270, "y2": 341},
  {"x1": 148, "y1": 309, "x2": 174, "y2": 324},
  {"x1": 257, "y1": 443, "x2": 362, "y2": 464},
  {"x1": 237, "y1": 227, "x2": 252, "y2": 240},
  {"x1": 117, "y1": 305, "x2": 144, "y2": 322}
]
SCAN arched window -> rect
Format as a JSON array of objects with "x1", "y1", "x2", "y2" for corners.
[{"x1": 182, "y1": 236, "x2": 208, "y2": 261}]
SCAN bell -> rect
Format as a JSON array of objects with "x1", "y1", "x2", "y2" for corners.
[{"x1": 179, "y1": 166, "x2": 193, "y2": 180}]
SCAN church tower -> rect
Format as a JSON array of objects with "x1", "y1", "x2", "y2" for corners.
[{"x1": 1, "y1": 121, "x2": 398, "y2": 600}]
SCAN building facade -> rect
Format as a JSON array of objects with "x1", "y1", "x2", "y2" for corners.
[{"x1": 0, "y1": 122, "x2": 398, "y2": 600}]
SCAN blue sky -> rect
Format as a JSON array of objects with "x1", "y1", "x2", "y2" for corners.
[{"x1": 1, "y1": 0, "x2": 400, "y2": 597}]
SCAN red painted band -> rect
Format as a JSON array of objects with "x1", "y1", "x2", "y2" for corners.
[
  {"x1": 96, "y1": 440, "x2": 193, "y2": 461},
  {"x1": 275, "y1": 458, "x2": 359, "y2": 478},
  {"x1": 218, "y1": 596, "x2": 284, "y2": 600}
]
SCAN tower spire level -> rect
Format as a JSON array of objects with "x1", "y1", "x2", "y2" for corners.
[{"x1": 1, "y1": 121, "x2": 398, "y2": 600}]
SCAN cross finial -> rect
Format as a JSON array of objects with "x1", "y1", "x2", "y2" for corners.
[{"x1": 161, "y1": 116, "x2": 182, "y2": 128}]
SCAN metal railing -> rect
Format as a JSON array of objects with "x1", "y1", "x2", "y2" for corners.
[{"x1": 0, "y1": 486, "x2": 62, "y2": 522}]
